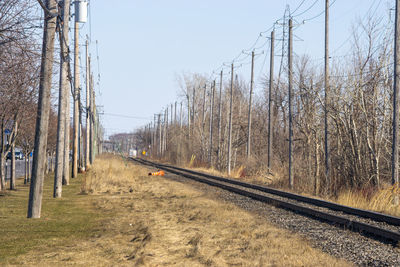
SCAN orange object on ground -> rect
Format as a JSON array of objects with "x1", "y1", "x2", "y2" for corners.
[{"x1": 148, "y1": 170, "x2": 165, "y2": 176}]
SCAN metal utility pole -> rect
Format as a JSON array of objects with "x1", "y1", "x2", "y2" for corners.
[
  {"x1": 209, "y1": 80, "x2": 215, "y2": 165},
  {"x1": 393, "y1": 0, "x2": 400, "y2": 188},
  {"x1": 228, "y1": 63, "x2": 234, "y2": 175},
  {"x1": 72, "y1": 20, "x2": 80, "y2": 178},
  {"x1": 85, "y1": 38, "x2": 90, "y2": 170},
  {"x1": 324, "y1": 0, "x2": 330, "y2": 190},
  {"x1": 28, "y1": 0, "x2": 57, "y2": 218},
  {"x1": 246, "y1": 51, "x2": 255, "y2": 159},
  {"x1": 217, "y1": 70, "x2": 223, "y2": 166},
  {"x1": 54, "y1": 0, "x2": 71, "y2": 197},
  {"x1": 288, "y1": 19, "x2": 294, "y2": 189},
  {"x1": 267, "y1": 30, "x2": 275, "y2": 172}
]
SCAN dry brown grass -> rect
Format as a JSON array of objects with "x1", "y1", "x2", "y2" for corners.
[
  {"x1": 13, "y1": 154, "x2": 351, "y2": 266},
  {"x1": 334, "y1": 185, "x2": 400, "y2": 217}
]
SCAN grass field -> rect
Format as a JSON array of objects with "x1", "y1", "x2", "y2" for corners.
[
  {"x1": 0, "y1": 154, "x2": 351, "y2": 266},
  {"x1": 0, "y1": 171, "x2": 107, "y2": 265}
]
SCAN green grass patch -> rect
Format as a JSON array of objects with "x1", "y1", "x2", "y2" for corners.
[{"x1": 0, "y1": 172, "x2": 109, "y2": 263}]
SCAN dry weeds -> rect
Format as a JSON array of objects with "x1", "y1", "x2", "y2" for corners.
[
  {"x1": 335, "y1": 185, "x2": 400, "y2": 217},
  {"x1": 13, "y1": 154, "x2": 351, "y2": 266}
]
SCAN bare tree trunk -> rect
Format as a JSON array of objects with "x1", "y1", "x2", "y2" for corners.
[
  {"x1": 315, "y1": 136, "x2": 320, "y2": 195},
  {"x1": 28, "y1": 153, "x2": 31, "y2": 183},
  {"x1": 10, "y1": 141, "x2": 15, "y2": 190},
  {"x1": 0, "y1": 151, "x2": 5, "y2": 191},
  {"x1": 27, "y1": 0, "x2": 57, "y2": 218},
  {"x1": 24, "y1": 155, "x2": 28, "y2": 184}
]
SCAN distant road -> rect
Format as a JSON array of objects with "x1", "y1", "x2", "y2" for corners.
[{"x1": 4, "y1": 159, "x2": 30, "y2": 181}]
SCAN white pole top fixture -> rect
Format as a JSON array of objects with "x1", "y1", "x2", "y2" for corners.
[{"x1": 75, "y1": 0, "x2": 88, "y2": 23}]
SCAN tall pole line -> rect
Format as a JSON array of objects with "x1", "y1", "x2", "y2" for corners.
[
  {"x1": 267, "y1": 30, "x2": 275, "y2": 173},
  {"x1": 28, "y1": 0, "x2": 57, "y2": 218},
  {"x1": 288, "y1": 18, "x2": 294, "y2": 189},
  {"x1": 324, "y1": 0, "x2": 330, "y2": 192},
  {"x1": 246, "y1": 51, "x2": 255, "y2": 159},
  {"x1": 228, "y1": 63, "x2": 234, "y2": 175}
]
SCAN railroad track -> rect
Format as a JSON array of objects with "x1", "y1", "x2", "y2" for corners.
[{"x1": 131, "y1": 157, "x2": 400, "y2": 245}]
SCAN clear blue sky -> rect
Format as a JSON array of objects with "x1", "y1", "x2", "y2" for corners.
[{"x1": 77, "y1": 0, "x2": 391, "y2": 138}]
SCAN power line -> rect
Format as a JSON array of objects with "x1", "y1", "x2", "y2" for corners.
[{"x1": 99, "y1": 112, "x2": 152, "y2": 120}]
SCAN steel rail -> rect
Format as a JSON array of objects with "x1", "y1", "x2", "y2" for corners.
[
  {"x1": 135, "y1": 157, "x2": 400, "y2": 227},
  {"x1": 132, "y1": 157, "x2": 400, "y2": 245}
]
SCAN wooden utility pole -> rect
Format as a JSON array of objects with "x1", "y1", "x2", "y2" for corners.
[
  {"x1": 180, "y1": 102, "x2": 183, "y2": 129},
  {"x1": 324, "y1": 0, "x2": 330, "y2": 190},
  {"x1": 267, "y1": 30, "x2": 274, "y2": 172},
  {"x1": 187, "y1": 95, "x2": 191, "y2": 138},
  {"x1": 202, "y1": 84, "x2": 207, "y2": 159},
  {"x1": 246, "y1": 51, "x2": 255, "y2": 159},
  {"x1": 217, "y1": 70, "x2": 223, "y2": 167},
  {"x1": 28, "y1": 0, "x2": 57, "y2": 218},
  {"x1": 85, "y1": 38, "x2": 90, "y2": 170},
  {"x1": 170, "y1": 103, "x2": 173, "y2": 124},
  {"x1": 288, "y1": 19, "x2": 294, "y2": 189},
  {"x1": 72, "y1": 20, "x2": 79, "y2": 178},
  {"x1": 165, "y1": 106, "x2": 168, "y2": 152},
  {"x1": 63, "y1": 72, "x2": 71, "y2": 185},
  {"x1": 192, "y1": 86, "x2": 196, "y2": 136},
  {"x1": 174, "y1": 101, "x2": 177, "y2": 124},
  {"x1": 209, "y1": 80, "x2": 215, "y2": 165},
  {"x1": 54, "y1": 0, "x2": 70, "y2": 197},
  {"x1": 228, "y1": 63, "x2": 234, "y2": 175},
  {"x1": 89, "y1": 73, "x2": 94, "y2": 164},
  {"x1": 158, "y1": 113, "x2": 162, "y2": 156},
  {"x1": 393, "y1": 0, "x2": 400, "y2": 188}
]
